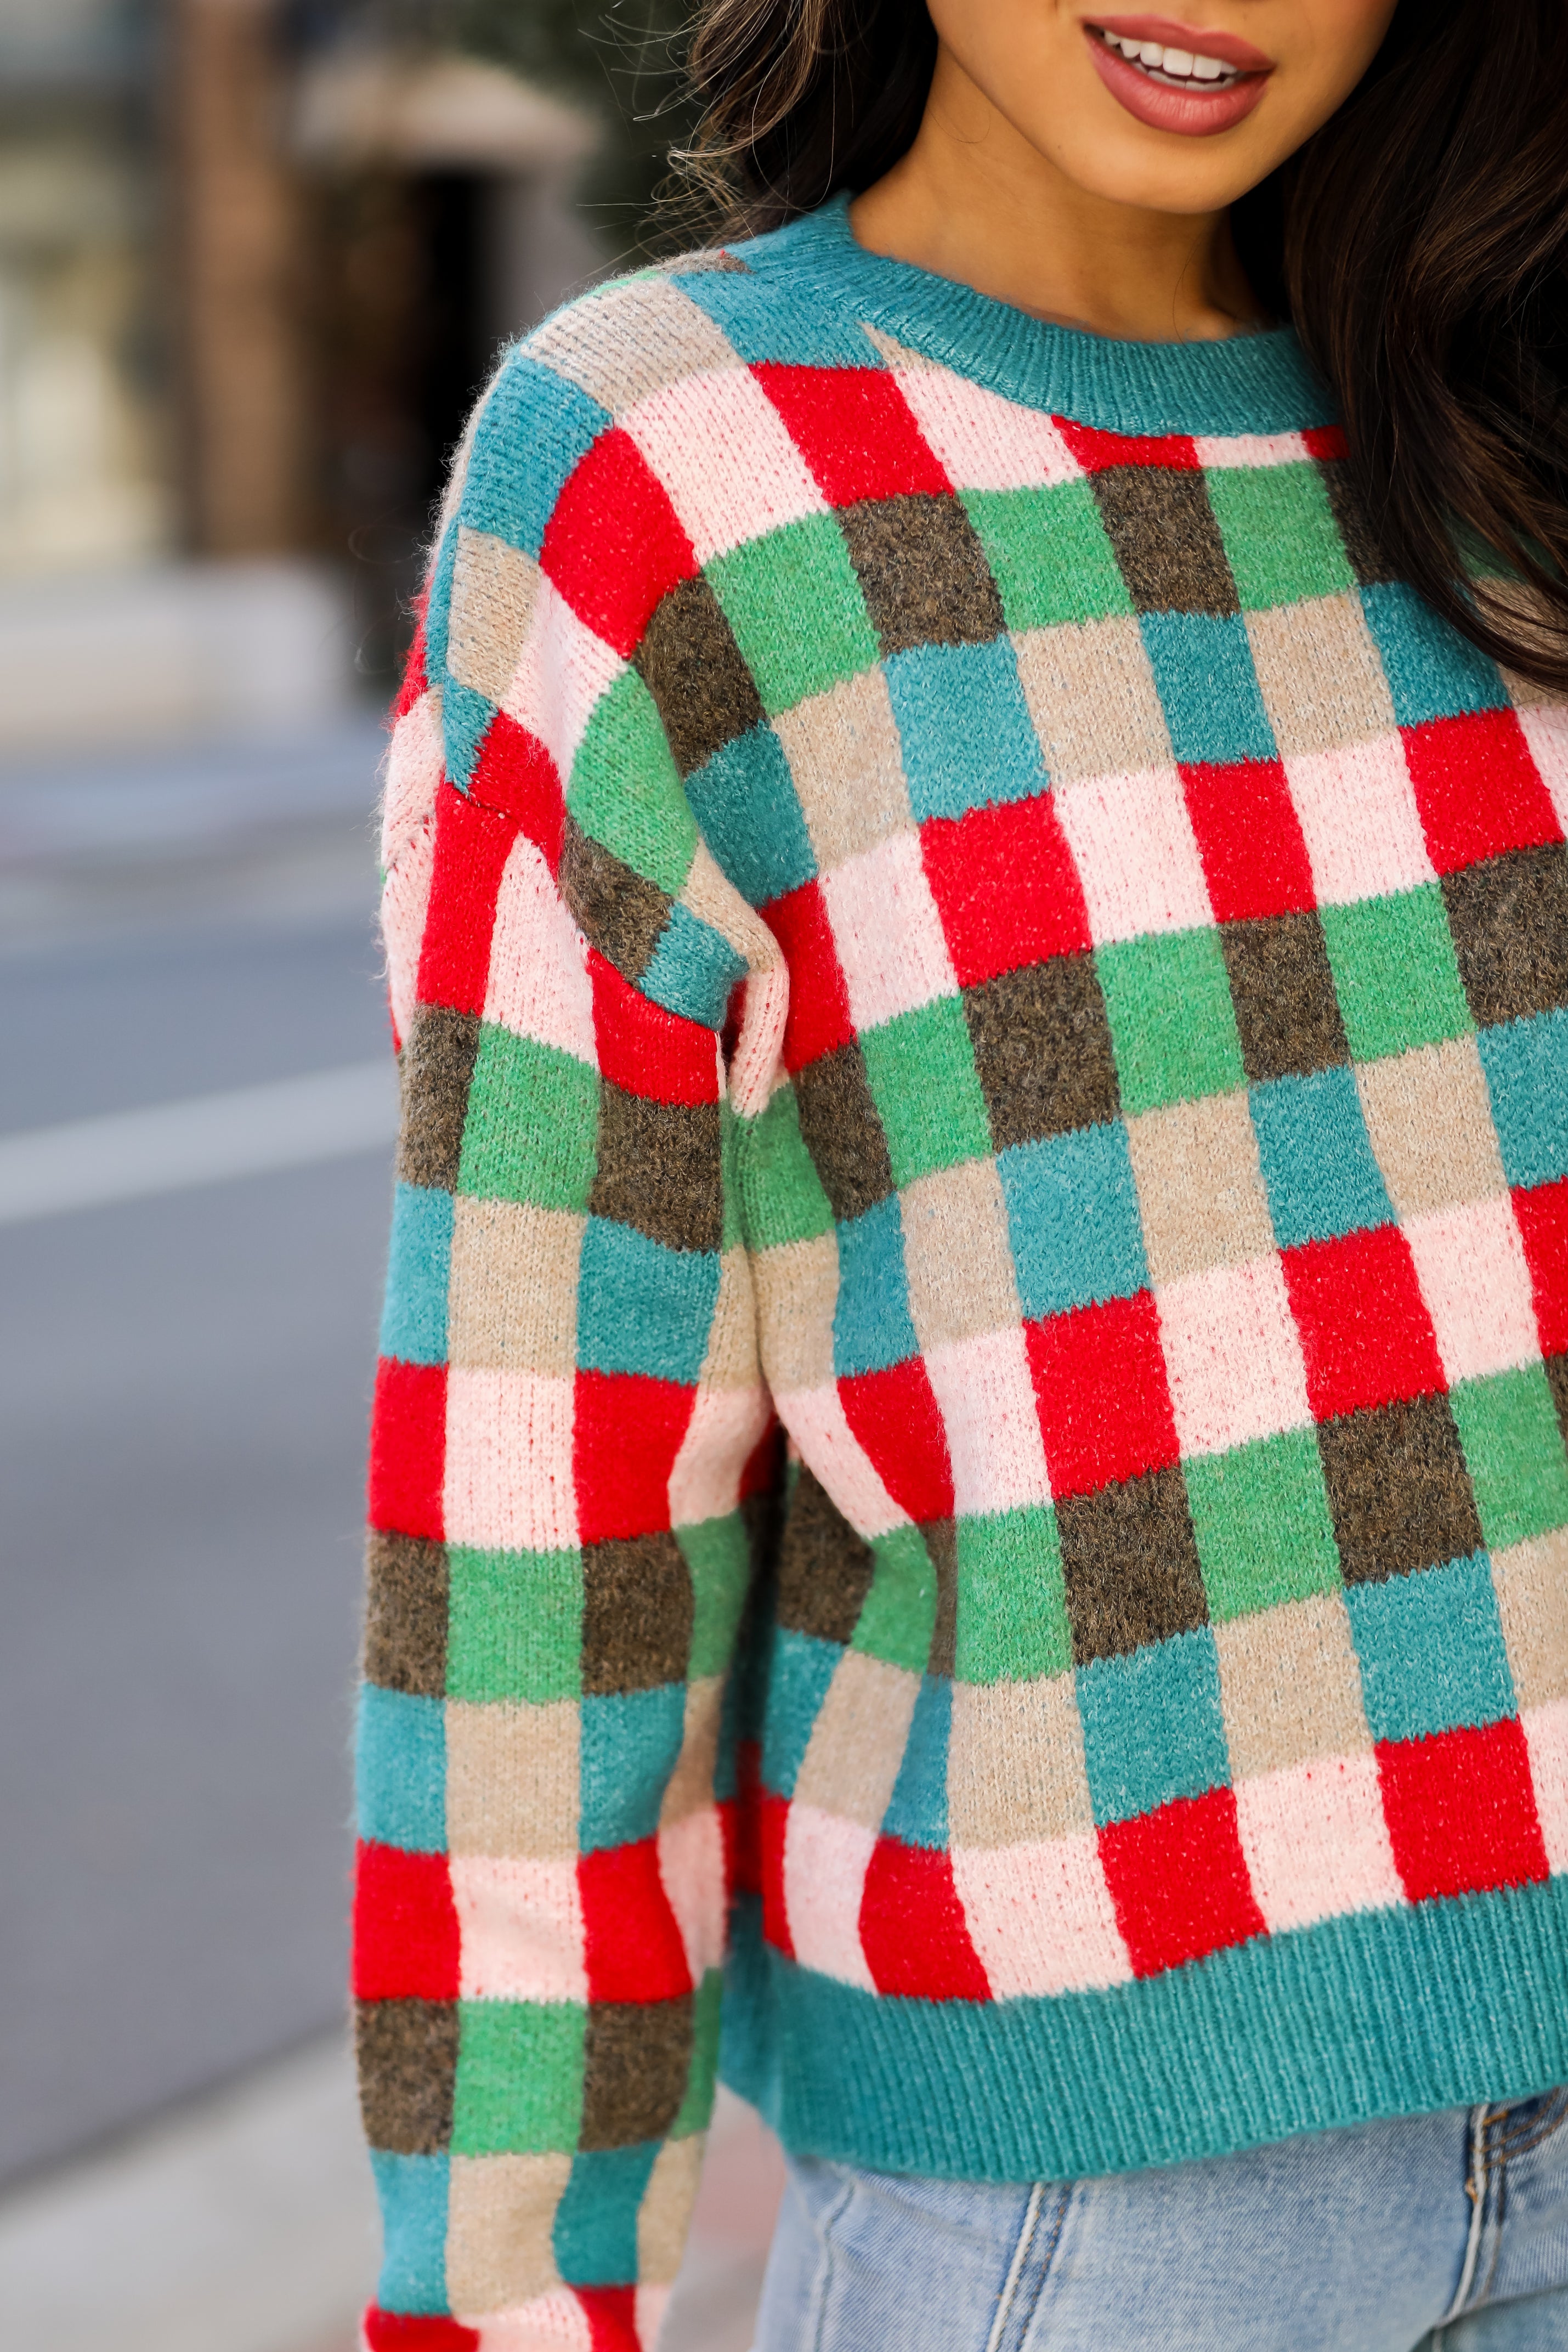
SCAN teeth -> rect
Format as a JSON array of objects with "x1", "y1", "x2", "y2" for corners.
[{"x1": 1102, "y1": 30, "x2": 1241, "y2": 83}]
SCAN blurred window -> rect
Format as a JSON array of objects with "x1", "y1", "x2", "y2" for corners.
[{"x1": 0, "y1": 0, "x2": 169, "y2": 575}]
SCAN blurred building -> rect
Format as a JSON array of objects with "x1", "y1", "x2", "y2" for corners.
[
  {"x1": 0, "y1": 0, "x2": 600, "y2": 751},
  {"x1": 0, "y1": 0, "x2": 165, "y2": 577},
  {"x1": 288, "y1": 22, "x2": 599, "y2": 677}
]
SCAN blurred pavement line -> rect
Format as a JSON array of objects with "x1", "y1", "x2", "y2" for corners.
[
  {"x1": 0, "y1": 2041, "x2": 781, "y2": 2352},
  {"x1": 0, "y1": 1060, "x2": 397, "y2": 1225},
  {"x1": 0, "y1": 2034, "x2": 376, "y2": 2352}
]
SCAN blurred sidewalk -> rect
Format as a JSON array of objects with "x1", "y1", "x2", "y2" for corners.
[
  {"x1": 0, "y1": 2051, "x2": 783, "y2": 2352},
  {"x1": 0, "y1": 703, "x2": 388, "y2": 949},
  {"x1": 0, "y1": 719, "x2": 786, "y2": 2348},
  {"x1": 0, "y1": 563, "x2": 355, "y2": 763},
  {"x1": 0, "y1": 11, "x2": 648, "y2": 2323}
]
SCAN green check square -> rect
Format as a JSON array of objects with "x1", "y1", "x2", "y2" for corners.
[
  {"x1": 737, "y1": 1082, "x2": 834, "y2": 1247},
  {"x1": 853, "y1": 1524, "x2": 938, "y2": 1672},
  {"x1": 708, "y1": 516, "x2": 880, "y2": 715},
  {"x1": 679, "y1": 1511, "x2": 752, "y2": 1678},
  {"x1": 964, "y1": 482, "x2": 1131, "y2": 632},
  {"x1": 458, "y1": 1026, "x2": 599, "y2": 1211},
  {"x1": 720, "y1": 1102, "x2": 745, "y2": 1253},
  {"x1": 1321, "y1": 887, "x2": 1471, "y2": 1063},
  {"x1": 955, "y1": 1506, "x2": 1071, "y2": 1683},
  {"x1": 1098, "y1": 928, "x2": 1244, "y2": 1115},
  {"x1": 1205, "y1": 465, "x2": 1355, "y2": 610},
  {"x1": 568, "y1": 668, "x2": 694, "y2": 894},
  {"x1": 671, "y1": 1969, "x2": 723, "y2": 2140},
  {"x1": 1186, "y1": 1429, "x2": 1342, "y2": 1620},
  {"x1": 452, "y1": 2000, "x2": 585, "y2": 2155},
  {"x1": 448, "y1": 1546, "x2": 583, "y2": 1702},
  {"x1": 861, "y1": 996, "x2": 991, "y2": 1186},
  {"x1": 1451, "y1": 1367, "x2": 1568, "y2": 1554}
]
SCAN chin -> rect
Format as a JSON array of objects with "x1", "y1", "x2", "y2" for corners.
[{"x1": 1044, "y1": 135, "x2": 1259, "y2": 217}]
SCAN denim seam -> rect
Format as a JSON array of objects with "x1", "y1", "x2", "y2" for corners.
[
  {"x1": 998, "y1": 2181, "x2": 1072, "y2": 2352},
  {"x1": 1494, "y1": 2086, "x2": 1568, "y2": 2158},
  {"x1": 1456, "y1": 2088, "x2": 1568, "y2": 2321},
  {"x1": 806, "y1": 2170, "x2": 861, "y2": 2352},
  {"x1": 1441, "y1": 2103, "x2": 1493, "y2": 2326},
  {"x1": 1478, "y1": 2105, "x2": 1508, "y2": 2311},
  {"x1": 985, "y1": 2183, "x2": 1046, "y2": 2352}
]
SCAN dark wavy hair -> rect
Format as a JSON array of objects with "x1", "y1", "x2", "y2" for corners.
[{"x1": 673, "y1": 0, "x2": 1568, "y2": 691}]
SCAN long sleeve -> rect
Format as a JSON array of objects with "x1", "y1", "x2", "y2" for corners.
[{"x1": 353, "y1": 330, "x2": 786, "y2": 2351}]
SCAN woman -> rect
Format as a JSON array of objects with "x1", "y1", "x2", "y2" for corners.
[{"x1": 354, "y1": 4, "x2": 1568, "y2": 2345}]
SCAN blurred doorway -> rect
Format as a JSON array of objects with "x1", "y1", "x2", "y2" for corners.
[{"x1": 286, "y1": 31, "x2": 602, "y2": 683}]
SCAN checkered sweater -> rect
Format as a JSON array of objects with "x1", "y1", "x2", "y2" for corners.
[{"x1": 354, "y1": 194, "x2": 1568, "y2": 2350}]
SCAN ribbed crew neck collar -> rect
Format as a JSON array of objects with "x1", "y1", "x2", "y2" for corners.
[{"x1": 735, "y1": 192, "x2": 1335, "y2": 438}]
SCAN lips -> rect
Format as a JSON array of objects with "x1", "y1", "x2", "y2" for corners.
[{"x1": 1083, "y1": 15, "x2": 1273, "y2": 136}]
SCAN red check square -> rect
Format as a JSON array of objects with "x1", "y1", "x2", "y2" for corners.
[
  {"x1": 1054, "y1": 420, "x2": 1199, "y2": 471},
  {"x1": 1026, "y1": 1292, "x2": 1180, "y2": 1498},
  {"x1": 589, "y1": 949, "x2": 720, "y2": 1105},
  {"x1": 365, "y1": 2314, "x2": 480, "y2": 2352},
  {"x1": 1281, "y1": 1226, "x2": 1446, "y2": 1421},
  {"x1": 353, "y1": 1841, "x2": 460, "y2": 2000},
  {"x1": 579, "y1": 1839, "x2": 694, "y2": 2002},
  {"x1": 751, "y1": 365, "x2": 950, "y2": 506},
  {"x1": 761, "y1": 881, "x2": 855, "y2": 1071},
  {"x1": 839, "y1": 1357, "x2": 955, "y2": 1525},
  {"x1": 1378, "y1": 1718, "x2": 1549, "y2": 1903},
  {"x1": 576, "y1": 2287, "x2": 641, "y2": 2350},
  {"x1": 540, "y1": 427, "x2": 697, "y2": 658},
  {"x1": 369, "y1": 1358, "x2": 447, "y2": 1541},
  {"x1": 1301, "y1": 425, "x2": 1348, "y2": 461},
  {"x1": 741, "y1": 1416, "x2": 785, "y2": 1502},
  {"x1": 727, "y1": 1738, "x2": 763, "y2": 1901},
  {"x1": 759, "y1": 1790, "x2": 793, "y2": 1957},
  {"x1": 574, "y1": 1370, "x2": 695, "y2": 1545},
  {"x1": 1181, "y1": 759, "x2": 1316, "y2": 922},
  {"x1": 1513, "y1": 1176, "x2": 1568, "y2": 1358},
  {"x1": 392, "y1": 603, "x2": 429, "y2": 721},
  {"x1": 1098, "y1": 1787, "x2": 1267, "y2": 1978},
  {"x1": 861, "y1": 1838, "x2": 992, "y2": 2001},
  {"x1": 1402, "y1": 707, "x2": 1563, "y2": 876},
  {"x1": 921, "y1": 791, "x2": 1091, "y2": 986},
  {"x1": 416, "y1": 779, "x2": 520, "y2": 1016},
  {"x1": 471, "y1": 709, "x2": 565, "y2": 873}
]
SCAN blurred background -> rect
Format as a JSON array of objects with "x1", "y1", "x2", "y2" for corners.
[{"x1": 0, "y1": 4, "x2": 779, "y2": 2345}]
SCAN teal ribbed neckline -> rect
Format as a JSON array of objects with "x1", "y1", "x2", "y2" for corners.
[{"x1": 737, "y1": 193, "x2": 1336, "y2": 439}]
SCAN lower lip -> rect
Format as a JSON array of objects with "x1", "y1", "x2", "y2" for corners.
[{"x1": 1085, "y1": 29, "x2": 1270, "y2": 134}]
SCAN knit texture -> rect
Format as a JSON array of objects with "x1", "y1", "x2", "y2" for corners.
[{"x1": 354, "y1": 195, "x2": 1568, "y2": 2351}]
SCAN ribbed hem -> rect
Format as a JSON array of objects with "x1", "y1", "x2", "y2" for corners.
[
  {"x1": 719, "y1": 1881, "x2": 1568, "y2": 2180},
  {"x1": 734, "y1": 195, "x2": 1335, "y2": 439}
]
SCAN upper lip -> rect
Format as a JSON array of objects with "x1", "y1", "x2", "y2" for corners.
[{"x1": 1083, "y1": 14, "x2": 1275, "y2": 71}]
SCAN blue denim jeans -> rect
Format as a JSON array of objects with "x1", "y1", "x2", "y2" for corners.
[{"x1": 754, "y1": 2091, "x2": 1568, "y2": 2351}]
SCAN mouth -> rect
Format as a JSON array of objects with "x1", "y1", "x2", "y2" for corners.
[{"x1": 1083, "y1": 15, "x2": 1273, "y2": 133}]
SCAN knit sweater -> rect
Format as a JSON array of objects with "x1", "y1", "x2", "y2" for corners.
[{"x1": 354, "y1": 193, "x2": 1568, "y2": 2351}]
